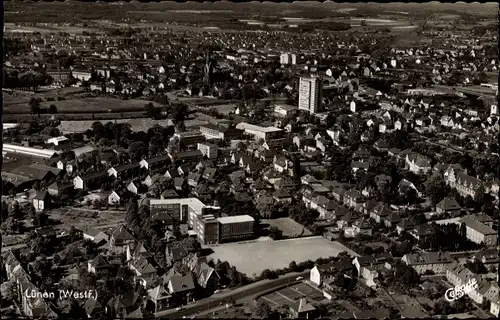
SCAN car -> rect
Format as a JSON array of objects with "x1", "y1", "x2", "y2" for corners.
[
  {"x1": 296, "y1": 276, "x2": 303, "y2": 280},
  {"x1": 176, "y1": 306, "x2": 184, "y2": 311}
]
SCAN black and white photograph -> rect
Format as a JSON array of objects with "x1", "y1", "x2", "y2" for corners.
[{"x1": 1, "y1": 1, "x2": 499, "y2": 319}]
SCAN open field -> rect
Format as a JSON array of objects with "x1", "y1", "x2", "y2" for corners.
[
  {"x1": 3, "y1": 96, "x2": 159, "y2": 114},
  {"x1": 208, "y1": 236, "x2": 359, "y2": 277},
  {"x1": 261, "y1": 218, "x2": 312, "y2": 238}
]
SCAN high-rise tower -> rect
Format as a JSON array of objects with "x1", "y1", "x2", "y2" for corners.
[{"x1": 298, "y1": 76, "x2": 322, "y2": 114}]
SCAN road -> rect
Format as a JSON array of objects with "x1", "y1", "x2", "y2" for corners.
[{"x1": 155, "y1": 270, "x2": 309, "y2": 318}]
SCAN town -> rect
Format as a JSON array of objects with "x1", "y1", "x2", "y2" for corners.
[{"x1": 1, "y1": 2, "x2": 499, "y2": 319}]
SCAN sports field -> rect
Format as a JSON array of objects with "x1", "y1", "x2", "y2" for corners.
[{"x1": 208, "y1": 236, "x2": 359, "y2": 277}]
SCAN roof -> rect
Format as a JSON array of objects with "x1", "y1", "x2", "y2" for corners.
[
  {"x1": 404, "y1": 251, "x2": 453, "y2": 265},
  {"x1": 150, "y1": 198, "x2": 206, "y2": 214},
  {"x1": 9, "y1": 165, "x2": 53, "y2": 180},
  {"x1": 290, "y1": 298, "x2": 315, "y2": 313},
  {"x1": 3, "y1": 143, "x2": 57, "y2": 158},
  {"x1": 236, "y1": 122, "x2": 283, "y2": 133},
  {"x1": 111, "y1": 225, "x2": 134, "y2": 242},
  {"x1": 217, "y1": 215, "x2": 254, "y2": 224},
  {"x1": 169, "y1": 274, "x2": 196, "y2": 293},
  {"x1": 460, "y1": 216, "x2": 496, "y2": 235},
  {"x1": 437, "y1": 197, "x2": 461, "y2": 211},
  {"x1": 72, "y1": 145, "x2": 96, "y2": 157}
]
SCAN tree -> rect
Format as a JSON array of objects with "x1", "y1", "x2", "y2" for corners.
[
  {"x1": 268, "y1": 226, "x2": 283, "y2": 240},
  {"x1": 48, "y1": 104, "x2": 57, "y2": 114},
  {"x1": 288, "y1": 261, "x2": 298, "y2": 272},
  {"x1": 29, "y1": 97, "x2": 41, "y2": 115},
  {"x1": 425, "y1": 174, "x2": 448, "y2": 205},
  {"x1": 255, "y1": 300, "x2": 272, "y2": 318},
  {"x1": 128, "y1": 141, "x2": 146, "y2": 162},
  {"x1": 34, "y1": 212, "x2": 50, "y2": 227}
]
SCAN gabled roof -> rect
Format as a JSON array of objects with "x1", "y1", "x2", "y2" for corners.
[
  {"x1": 436, "y1": 197, "x2": 461, "y2": 211},
  {"x1": 111, "y1": 225, "x2": 134, "y2": 242},
  {"x1": 290, "y1": 298, "x2": 315, "y2": 314},
  {"x1": 89, "y1": 255, "x2": 110, "y2": 268},
  {"x1": 169, "y1": 273, "x2": 196, "y2": 293}
]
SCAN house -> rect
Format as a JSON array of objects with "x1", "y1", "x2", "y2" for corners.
[
  {"x1": 165, "y1": 243, "x2": 189, "y2": 267},
  {"x1": 167, "y1": 273, "x2": 196, "y2": 299},
  {"x1": 436, "y1": 197, "x2": 461, "y2": 216},
  {"x1": 143, "y1": 175, "x2": 153, "y2": 187},
  {"x1": 33, "y1": 191, "x2": 50, "y2": 212},
  {"x1": 74, "y1": 171, "x2": 107, "y2": 190},
  {"x1": 147, "y1": 286, "x2": 171, "y2": 313},
  {"x1": 406, "y1": 153, "x2": 432, "y2": 175},
  {"x1": 343, "y1": 190, "x2": 365, "y2": 212},
  {"x1": 410, "y1": 224, "x2": 436, "y2": 242},
  {"x1": 369, "y1": 203, "x2": 392, "y2": 223},
  {"x1": 310, "y1": 263, "x2": 336, "y2": 286},
  {"x1": 289, "y1": 298, "x2": 316, "y2": 319},
  {"x1": 273, "y1": 189, "x2": 292, "y2": 203},
  {"x1": 468, "y1": 279, "x2": 499, "y2": 305},
  {"x1": 164, "y1": 169, "x2": 179, "y2": 180},
  {"x1": 84, "y1": 298, "x2": 105, "y2": 319},
  {"x1": 88, "y1": 255, "x2": 111, "y2": 277},
  {"x1": 352, "y1": 253, "x2": 393, "y2": 288},
  {"x1": 139, "y1": 155, "x2": 170, "y2": 172},
  {"x1": 129, "y1": 255, "x2": 157, "y2": 288},
  {"x1": 187, "y1": 173, "x2": 201, "y2": 187},
  {"x1": 110, "y1": 225, "x2": 135, "y2": 253},
  {"x1": 108, "y1": 163, "x2": 141, "y2": 179},
  {"x1": 396, "y1": 218, "x2": 416, "y2": 235},
  {"x1": 402, "y1": 251, "x2": 453, "y2": 274},
  {"x1": 174, "y1": 177, "x2": 187, "y2": 191},
  {"x1": 161, "y1": 189, "x2": 179, "y2": 200},
  {"x1": 192, "y1": 262, "x2": 219, "y2": 294},
  {"x1": 47, "y1": 181, "x2": 73, "y2": 198},
  {"x1": 202, "y1": 167, "x2": 217, "y2": 182},
  {"x1": 108, "y1": 191, "x2": 121, "y2": 205}
]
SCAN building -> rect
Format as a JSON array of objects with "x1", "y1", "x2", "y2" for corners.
[
  {"x1": 46, "y1": 136, "x2": 69, "y2": 147},
  {"x1": 402, "y1": 251, "x2": 453, "y2": 274},
  {"x1": 298, "y1": 76, "x2": 322, "y2": 114},
  {"x1": 199, "y1": 123, "x2": 243, "y2": 141},
  {"x1": 280, "y1": 53, "x2": 297, "y2": 65},
  {"x1": 174, "y1": 131, "x2": 206, "y2": 146},
  {"x1": 197, "y1": 143, "x2": 218, "y2": 160},
  {"x1": 195, "y1": 214, "x2": 219, "y2": 245},
  {"x1": 405, "y1": 153, "x2": 432, "y2": 175},
  {"x1": 444, "y1": 167, "x2": 483, "y2": 199},
  {"x1": 436, "y1": 197, "x2": 461, "y2": 216},
  {"x1": 217, "y1": 215, "x2": 254, "y2": 243},
  {"x1": 289, "y1": 298, "x2": 316, "y2": 319},
  {"x1": 139, "y1": 155, "x2": 170, "y2": 172},
  {"x1": 236, "y1": 122, "x2": 284, "y2": 141},
  {"x1": 274, "y1": 104, "x2": 298, "y2": 118},
  {"x1": 72, "y1": 71, "x2": 92, "y2": 81},
  {"x1": 3, "y1": 143, "x2": 58, "y2": 159},
  {"x1": 73, "y1": 172, "x2": 107, "y2": 190},
  {"x1": 460, "y1": 216, "x2": 497, "y2": 246},
  {"x1": 149, "y1": 198, "x2": 219, "y2": 227}
]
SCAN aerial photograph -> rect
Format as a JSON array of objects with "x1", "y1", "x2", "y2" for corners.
[{"x1": 1, "y1": 1, "x2": 499, "y2": 319}]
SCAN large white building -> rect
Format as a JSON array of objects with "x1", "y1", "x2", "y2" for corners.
[
  {"x1": 235, "y1": 122, "x2": 284, "y2": 141},
  {"x1": 299, "y1": 76, "x2": 322, "y2": 114},
  {"x1": 280, "y1": 53, "x2": 297, "y2": 65}
]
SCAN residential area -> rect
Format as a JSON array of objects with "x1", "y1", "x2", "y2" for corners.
[{"x1": 1, "y1": 2, "x2": 499, "y2": 319}]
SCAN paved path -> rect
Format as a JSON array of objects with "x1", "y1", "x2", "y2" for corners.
[{"x1": 154, "y1": 270, "x2": 309, "y2": 318}]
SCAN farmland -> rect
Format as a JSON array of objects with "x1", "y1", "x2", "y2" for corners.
[{"x1": 207, "y1": 236, "x2": 359, "y2": 277}]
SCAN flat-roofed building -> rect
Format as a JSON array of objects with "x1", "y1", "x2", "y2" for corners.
[
  {"x1": 174, "y1": 131, "x2": 205, "y2": 146},
  {"x1": 196, "y1": 214, "x2": 219, "y2": 245},
  {"x1": 236, "y1": 122, "x2": 284, "y2": 141},
  {"x1": 217, "y1": 215, "x2": 254, "y2": 243}
]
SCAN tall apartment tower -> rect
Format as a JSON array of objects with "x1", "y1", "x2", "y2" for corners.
[{"x1": 298, "y1": 76, "x2": 322, "y2": 114}]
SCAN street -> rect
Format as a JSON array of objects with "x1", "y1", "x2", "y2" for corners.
[{"x1": 155, "y1": 270, "x2": 309, "y2": 318}]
